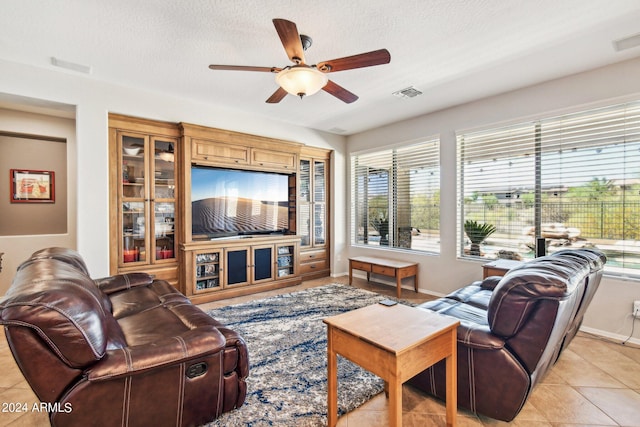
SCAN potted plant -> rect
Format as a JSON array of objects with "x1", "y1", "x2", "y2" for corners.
[
  {"x1": 370, "y1": 213, "x2": 389, "y2": 246},
  {"x1": 464, "y1": 220, "x2": 496, "y2": 256}
]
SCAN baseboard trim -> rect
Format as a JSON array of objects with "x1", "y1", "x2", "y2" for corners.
[{"x1": 579, "y1": 325, "x2": 640, "y2": 346}]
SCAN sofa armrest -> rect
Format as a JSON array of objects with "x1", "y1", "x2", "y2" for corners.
[
  {"x1": 94, "y1": 272, "x2": 154, "y2": 294},
  {"x1": 480, "y1": 276, "x2": 502, "y2": 291},
  {"x1": 457, "y1": 322, "x2": 506, "y2": 351},
  {"x1": 85, "y1": 327, "x2": 225, "y2": 381},
  {"x1": 217, "y1": 327, "x2": 250, "y2": 379}
]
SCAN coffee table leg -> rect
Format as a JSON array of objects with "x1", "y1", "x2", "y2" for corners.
[
  {"x1": 445, "y1": 329, "x2": 457, "y2": 426},
  {"x1": 327, "y1": 327, "x2": 338, "y2": 426},
  {"x1": 396, "y1": 272, "x2": 402, "y2": 299},
  {"x1": 388, "y1": 377, "x2": 402, "y2": 427}
]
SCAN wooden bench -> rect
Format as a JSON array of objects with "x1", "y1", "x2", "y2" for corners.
[{"x1": 349, "y1": 256, "x2": 419, "y2": 298}]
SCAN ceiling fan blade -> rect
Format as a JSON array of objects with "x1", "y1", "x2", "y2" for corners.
[
  {"x1": 322, "y1": 80, "x2": 358, "y2": 104},
  {"x1": 209, "y1": 65, "x2": 281, "y2": 73},
  {"x1": 317, "y1": 49, "x2": 390, "y2": 73},
  {"x1": 266, "y1": 87, "x2": 288, "y2": 103},
  {"x1": 273, "y1": 18, "x2": 306, "y2": 64}
]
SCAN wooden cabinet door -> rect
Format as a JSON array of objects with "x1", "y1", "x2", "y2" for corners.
[
  {"x1": 251, "y1": 148, "x2": 297, "y2": 171},
  {"x1": 226, "y1": 246, "x2": 250, "y2": 286},
  {"x1": 252, "y1": 244, "x2": 275, "y2": 284},
  {"x1": 192, "y1": 139, "x2": 249, "y2": 165}
]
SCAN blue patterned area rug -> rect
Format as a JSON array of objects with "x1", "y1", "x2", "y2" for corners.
[{"x1": 206, "y1": 283, "x2": 395, "y2": 426}]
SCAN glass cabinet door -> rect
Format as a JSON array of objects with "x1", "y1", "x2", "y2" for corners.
[
  {"x1": 299, "y1": 158, "x2": 327, "y2": 248},
  {"x1": 299, "y1": 159, "x2": 311, "y2": 247},
  {"x1": 151, "y1": 137, "x2": 176, "y2": 262},
  {"x1": 121, "y1": 134, "x2": 147, "y2": 265},
  {"x1": 119, "y1": 133, "x2": 177, "y2": 266},
  {"x1": 122, "y1": 201, "x2": 146, "y2": 263},
  {"x1": 195, "y1": 251, "x2": 222, "y2": 293},
  {"x1": 276, "y1": 244, "x2": 296, "y2": 278},
  {"x1": 313, "y1": 160, "x2": 326, "y2": 246}
]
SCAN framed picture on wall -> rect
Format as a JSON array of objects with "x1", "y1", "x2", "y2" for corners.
[{"x1": 10, "y1": 169, "x2": 55, "y2": 203}]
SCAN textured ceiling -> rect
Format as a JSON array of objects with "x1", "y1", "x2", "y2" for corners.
[{"x1": 2, "y1": 0, "x2": 640, "y2": 135}]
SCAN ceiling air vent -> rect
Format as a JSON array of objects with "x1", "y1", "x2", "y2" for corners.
[
  {"x1": 51, "y1": 57, "x2": 92, "y2": 74},
  {"x1": 613, "y1": 32, "x2": 640, "y2": 52},
  {"x1": 328, "y1": 127, "x2": 347, "y2": 134},
  {"x1": 392, "y1": 86, "x2": 423, "y2": 99}
]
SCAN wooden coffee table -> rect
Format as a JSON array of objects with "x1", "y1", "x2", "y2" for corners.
[{"x1": 324, "y1": 303, "x2": 460, "y2": 427}]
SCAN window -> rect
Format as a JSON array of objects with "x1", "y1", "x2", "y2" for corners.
[
  {"x1": 458, "y1": 100, "x2": 640, "y2": 276},
  {"x1": 351, "y1": 139, "x2": 440, "y2": 253}
]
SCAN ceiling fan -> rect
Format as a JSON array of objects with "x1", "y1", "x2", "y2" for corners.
[{"x1": 209, "y1": 18, "x2": 391, "y2": 104}]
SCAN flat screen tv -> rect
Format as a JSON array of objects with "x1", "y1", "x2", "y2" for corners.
[{"x1": 191, "y1": 166, "x2": 290, "y2": 239}]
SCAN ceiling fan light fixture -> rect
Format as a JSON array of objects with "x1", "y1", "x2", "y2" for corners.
[{"x1": 275, "y1": 66, "x2": 328, "y2": 98}]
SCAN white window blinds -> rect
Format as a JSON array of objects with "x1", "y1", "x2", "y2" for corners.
[
  {"x1": 351, "y1": 138, "x2": 440, "y2": 253},
  {"x1": 458, "y1": 100, "x2": 640, "y2": 276}
]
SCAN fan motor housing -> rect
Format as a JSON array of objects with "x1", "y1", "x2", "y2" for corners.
[{"x1": 300, "y1": 34, "x2": 312, "y2": 51}]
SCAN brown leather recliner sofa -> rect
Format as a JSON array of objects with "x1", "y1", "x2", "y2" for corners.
[
  {"x1": 409, "y1": 248, "x2": 606, "y2": 422},
  {"x1": 0, "y1": 247, "x2": 248, "y2": 427}
]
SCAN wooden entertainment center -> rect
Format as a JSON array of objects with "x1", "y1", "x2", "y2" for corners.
[{"x1": 109, "y1": 114, "x2": 331, "y2": 303}]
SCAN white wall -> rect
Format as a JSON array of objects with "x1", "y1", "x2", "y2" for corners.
[
  {"x1": 347, "y1": 57, "x2": 640, "y2": 343},
  {"x1": 0, "y1": 59, "x2": 347, "y2": 285},
  {"x1": 0, "y1": 108, "x2": 77, "y2": 293}
]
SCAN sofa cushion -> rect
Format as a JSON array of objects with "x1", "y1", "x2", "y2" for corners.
[
  {"x1": 108, "y1": 279, "x2": 191, "y2": 320},
  {"x1": 554, "y1": 248, "x2": 606, "y2": 271},
  {"x1": 23, "y1": 246, "x2": 91, "y2": 276},
  {"x1": 19, "y1": 247, "x2": 114, "y2": 313},
  {"x1": 109, "y1": 279, "x2": 220, "y2": 347}
]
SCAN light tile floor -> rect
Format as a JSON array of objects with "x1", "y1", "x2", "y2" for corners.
[{"x1": 1, "y1": 276, "x2": 639, "y2": 426}]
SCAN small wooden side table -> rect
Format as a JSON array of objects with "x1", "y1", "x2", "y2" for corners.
[
  {"x1": 349, "y1": 256, "x2": 418, "y2": 298},
  {"x1": 324, "y1": 303, "x2": 460, "y2": 427},
  {"x1": 482, "y1": 259, "x2": 524, "y2": 278}
]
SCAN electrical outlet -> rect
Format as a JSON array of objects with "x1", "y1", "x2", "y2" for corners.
[{"x1": 634, "y1": 300, "x2": 640, "y2": 318}]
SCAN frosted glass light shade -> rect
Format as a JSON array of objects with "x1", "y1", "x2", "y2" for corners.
[{"x1": 275, "y1": 66, "x2": 328, "y2": 97}]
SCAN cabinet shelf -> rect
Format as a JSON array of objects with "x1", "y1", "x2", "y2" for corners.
[
  {"x1": 198, "y1": 273, "x2": 219, "y2": 279},
  {"x1": 196, "y1": 280, "x2": 220, "y2": 292},
  {"x1": 194, "y1": 249, "x2": 222, "y2": 293}
]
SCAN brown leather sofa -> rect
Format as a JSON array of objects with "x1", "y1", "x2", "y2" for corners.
[
  {"x1": 0, "y1": 247, "x2": 248, "y2": 427},
  {"x1": 409, "y1": 248, "x2": 606, "y2": 422}
]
